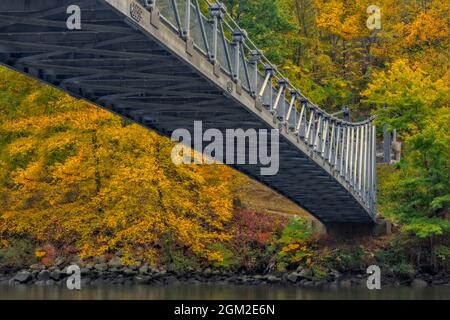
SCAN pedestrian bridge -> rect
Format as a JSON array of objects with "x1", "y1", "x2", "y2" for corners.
[{"x1": 0, "y1": 0, "x2": 377, "y2": 226}]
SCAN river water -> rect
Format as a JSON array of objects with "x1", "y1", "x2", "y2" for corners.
[{"x1": 1, "y1": 284, "x2": 450, "y2": 300}]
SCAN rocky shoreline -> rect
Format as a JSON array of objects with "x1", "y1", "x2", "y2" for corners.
[{"x1": 1, "y1": 259, "x2": 449, "y2": 288}]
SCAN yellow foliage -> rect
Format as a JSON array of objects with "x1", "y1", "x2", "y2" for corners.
[{"x1": 0, "y1": 68, "x2": 238, "y2": 265}]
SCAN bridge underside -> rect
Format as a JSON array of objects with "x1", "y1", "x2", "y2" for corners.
[{"x1": 0, "y1": 0, "x2": 375, "y2": 225}]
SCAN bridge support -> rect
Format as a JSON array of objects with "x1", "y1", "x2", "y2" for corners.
[{"x1": 326, "y1": 219, "x2": 391, "y2": 238}]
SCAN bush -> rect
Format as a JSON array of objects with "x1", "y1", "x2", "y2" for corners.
[
  {"x1": 231, "y1": 209, "x2": 287, "y2": 271},
  {"x1": 375, "y1": 239, "x2": 409, "y2": 267},
  {"x1": 0, "y1": 238, "x2": 37, "y2": 269},
  {"x1": 276, "y1": 218, "x2": 314, "y2": 271},
  {"x1": 392, "y1": 263, "x2": 416, "y2": 279},
  {"x1": 434, "y1": 245, "x2": 450, "y2": 269},
  {"x1": 210, "y1": 243, "x2": 239, "y2": 270},
  {"x1": 322, "y1": 247, "x2": 371, "y2": 273}
]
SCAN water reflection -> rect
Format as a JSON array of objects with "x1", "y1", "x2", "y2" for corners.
[{"x1": 1, "y1": 284, "x2": 449, "y2": 300}]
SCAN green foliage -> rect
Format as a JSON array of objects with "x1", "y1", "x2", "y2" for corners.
[
  {"x1": 374, "y1": 239, "x2": 409, "y2": 267},
  {"x1": 276, "y1": 218, "x2": 314, "y2": 271},
  {"x1": 0, "y1": 238, "x2": 37, "y2": 269},
  {"x1": 209, "y1": 243, "x2": 239, "y2": 270},
  {"x1": 322, "y1": 247, "x2": 370, "y2": 273},
  {"x1": 223, "y1": 0, "x2": 296, "y2": 64},
  {"x1": 392, "y1": 263, "x2": 416, "y2": 279},
  {"x1": 434, "y1": 245, "x2": 450, "y2": 269},
  {"x1": 371, "y1": 62, "x2": 450, "y2": 238},
  {"x1": 363, "y1": 60, "x2": 449, "y2": 138}
]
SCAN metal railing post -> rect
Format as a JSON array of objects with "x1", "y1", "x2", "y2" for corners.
[
  {"x1": 249, "y1": 50, "x2": 261, "y2": 97},
  {"x1": 273, "y1": 78, "x2": 289, "y2": 118},
  {"x1": 256, "y1": 65, "x2": 275, "y2": 109},
  {"x1": 358, "y1": 125, "x2": 364, "y2": 192},
  {"x1": 372, "y1": 124, "x2": 377, "y2": 215},
  {"x1": 209, "y1": 3, "x2": 225, "y2": 63},
  {"x1": 296, "y1": 99, "x2": 307, "y2": 136},
  {"x1": 183, "y1": 0, "x2": 191, "y2": 39},
  {"x1": 232, "y1": 28, "x2": 247, "y2": 82},
  {"x1": 328, "y1": 120, "x2": 335, "y2": 161},
  {"x1": 305, "y1": 107, "x2": 315, "y2": 145},
  {"x1": 321, "y1": 117, "x2": 329, "y2": 157},
  {"x1": 334, "y1": 123, "x2": 340, "y2": 168},
  {"x1": 345, "y1": 125, "x2": 351, "y2": 180},
  {"x1": 349, "y1": 126, "x2": 355, "y2": 183}
]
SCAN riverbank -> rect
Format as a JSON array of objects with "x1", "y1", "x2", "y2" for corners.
[{"x1": 2, "y1": 262, "x2": 449, "y2": 289}]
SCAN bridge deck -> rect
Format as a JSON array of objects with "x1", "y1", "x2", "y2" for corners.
[{"x1": 0, "y1": 0, "x2": 376, "y2": 224}]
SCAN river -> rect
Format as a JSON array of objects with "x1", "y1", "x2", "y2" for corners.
[{"x1": 1, "y1": 284, "x2": 450, "y2": 300}]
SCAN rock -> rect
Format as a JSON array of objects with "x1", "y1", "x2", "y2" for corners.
[
  {"x1": 80, "y1": 268, "x2": 91, "y2": 276},
  {"x1": 138, "y1": 265, "x2": 149, "y2": 275},
  {"x1": 12, "y1": 271, "x2": 32, "y2": 284},
  {"x1": 29, "y1": 264, "x2": 44, "y2": 271},
  {"x1": 266, "y1": 275, "x2": 281, "y2": 283},
  {"x1": 135, "y1": 276, "x2": 152, "y2": 285},
  {"x1": 112, "y1": 276, "x2": 125, "y2": 285},
  {"x1": 301, "y1": 280, "x2": 315, "y2": 287},
  {"x1": 50, "y1": 270, "x2": 62, "y2": 281},
  {"x1": 94, "y1": 256, "x2": 107, "y2": 264},
  {"x1": 432, "y1": 279, "x2": 446, "y2": 285},
  {"x1": 45, "y1": 279, "x2": 56, "y2": 286},
  {"x1": 108, "y1": 257, "x2": 123, "y2": 268},
  {"x1": 165, "y1": 276, "x2": 180, "y2": 285},
  {"x1": 411, "y1": 279, "x2": 428, "y2": 288},
  {"x1": 187, "y1": 278, "x2": 201, "y2": 285},
  {"x1": 69, "y1": 256, "x2": 85, "y2": 268},
  {"x1": 123, "y1": 268, "x2": 137, "y2": 276},
  {"x1": 54, "y1": 257, "x2": 66, "y2": 267},
  {"x1": 81, "y1": 278, "x2": 91, "y2": 287},
  {"x1": 94, "y1": 263, "x2": 108, "y2": 272},
  {"x1": 328, "y1": 269, "x2": 342, "y2": 280},
  {"x1": 298, "y1": 268, "x2": 313, "y2": 279},
  {"x1": 37, "y1": 270, "x2": 51, "y2": 281},
  {"x1": 116, "y1": 250, "x2": 124, "y2": 257},
  {"x1": 287, "y1": 273, "x2": 299, "y2": 283}
]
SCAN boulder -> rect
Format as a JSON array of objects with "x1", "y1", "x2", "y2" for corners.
[
  {"x1": 54, "y1": 257, "x2": 66, "y2": 267},
  {"x1": 108, "y1": 257, "x2": 123, "y2": 268},
  {"x1": 94, "y1": 263, "x2": 108, "y2": 272},
  {"x1": 45, "y1": 279, "x2": 56, "y2": 286},
  {"x1": 411, "y1": 279, "x2": 428, "y2": 288},
  {"x1": 29, "y1": 264, "x2": 44, "y2": 271},
  {"x1": 328, "y1": 269, "x2": 342, "y2": 280},
  {"x1": 265, "y1": 275, "x2": 281, "y2": 283},
  {"x1": 123, "y1": 268, "x2": 137, "y2": 276},
  {"x1": 50, "y1": 270, "x2": 62, "y2": 281},
  {"x1": 12, "y1": 271, "x2": 32, "y2": 284},
  {"x1": 138, "y1": 265, "x2": 149, "y2": 275},
  {"x1": 287, "y1": 273, "x2": 299, "y2": 283},
  {"x1": 94, "y1": 256, "x2": 107, "y2": 264},
  {"x1": 298, "y1": 268, "x2": 313, "y2": 279},
  {"x1": 37, "y1": 270, "x2": 51, "y2": 281}
]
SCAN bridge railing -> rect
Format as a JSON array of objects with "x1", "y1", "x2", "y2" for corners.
[{"x1": 140, "y1": 0, "x2": 377, "y2": 217}]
